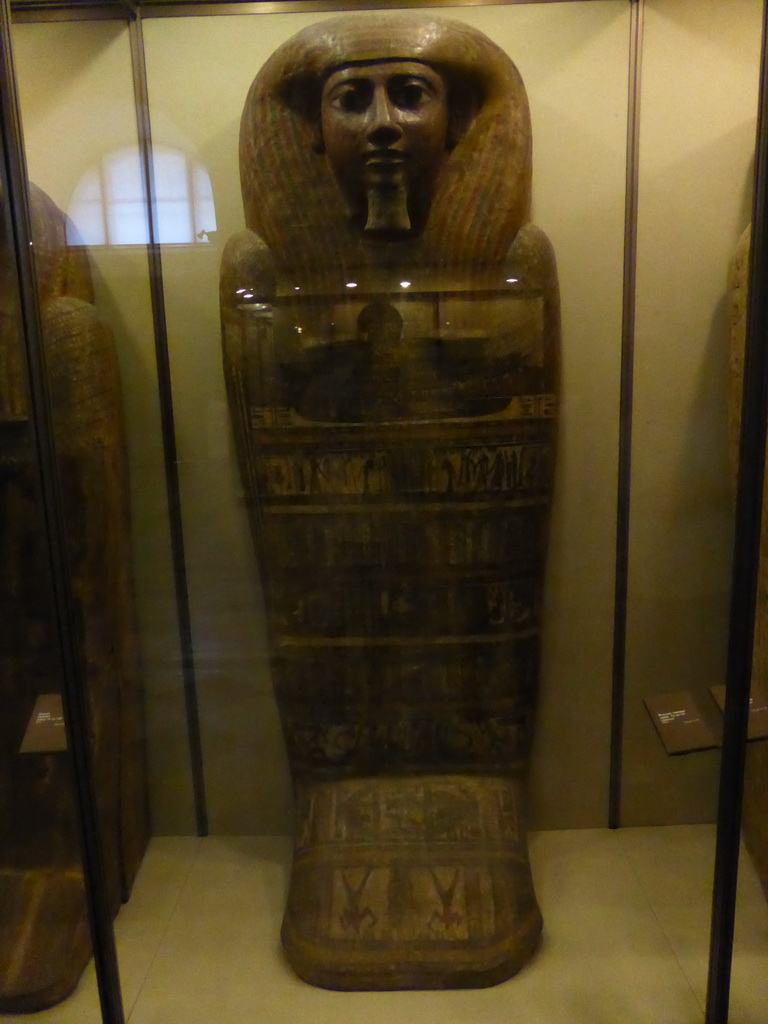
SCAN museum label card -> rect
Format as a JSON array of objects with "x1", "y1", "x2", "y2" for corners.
[
  {"x1": 20, "y1": 694, "x2": 68, "y2": 753},
  {"x1": 644, "y1": 690, "x2": 721, "y2": 755},
  {"x1": 709, "y1": 684, "x2": 768, "y2": 741}
]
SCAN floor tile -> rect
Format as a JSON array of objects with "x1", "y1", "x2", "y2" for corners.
[
  {"x1": 114, "y1": 836, "x2": 201, "y2": 1015},
  {"x1": 6, "y1": 827, "x2": 763, "y2": 1024},
  {"x1": 0, "y1": 837, "x2": 199, "y2": 1024},
  {"x1": 617, "y1": 823, "x2": 716, "y2": 998},
  {"x1": 618, "y1": 823, "x2": 768, "y2": 1022},
  {"x1": 127, "y1": 830, "x2": 704, "y2": 1024},
  {"x1": 723, "y1": 847, "x2": 768, "y2": 1024}
]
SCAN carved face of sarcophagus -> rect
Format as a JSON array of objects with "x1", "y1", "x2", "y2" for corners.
[{"x1": 221, "y1": 14, "x2": 560, "y2": 990}]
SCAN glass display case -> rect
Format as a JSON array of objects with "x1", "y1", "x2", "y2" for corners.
[{"x1": 0, "y1": 0, "x2": 766, "y2": 1021}]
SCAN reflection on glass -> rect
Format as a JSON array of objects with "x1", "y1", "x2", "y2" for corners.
[
  {"x1": 67, "y1": 145, "x2": 216, "y2": 245},
  {"x1": 0, "y1": 181, "x2": 147, "y2": 1015},
  {"x1": 728, "y1": 221, "x2": 768, "y2": 1024},
  {"x1": 0, "y1": 184, "x2": 92, "y2": 1013},
  {"x1": 6, "y1": 1, "x2": 765, "y2": 1020}
]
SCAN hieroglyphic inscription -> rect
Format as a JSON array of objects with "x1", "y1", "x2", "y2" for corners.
[
  {"x1": 271, "y1": 576, "x2": 538, "y2": 637},
  {"x1": 272, "y1": 637, "x2": 540, "y2": 779},
  {"x1": 263, "y1": 506, "x2": 544, "y2": 570},
  {"x1": 280, "y1": 706, "x2": 534, "y2": 777},
  {"x1": 275, "y1": 641, "x2": 538, "y2": 708},
  {"x1": 329, "y1": 781, "x2": 486, "y2": 844},
  {"x1": 261, "y1": 442, "x2": 552, "y2": 500}
]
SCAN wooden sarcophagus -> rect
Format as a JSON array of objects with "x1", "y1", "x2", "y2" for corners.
[
  {"x1": 0, "y1": 185, "x2": 147, "y2": 1011},
  {"x1": 221, "y1": 14, "x2": 559, "y2": 989}
]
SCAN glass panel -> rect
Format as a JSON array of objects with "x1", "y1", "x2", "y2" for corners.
[
  {"x1": 144, "y1": 1, "x2": 641, "y2": 1019},
  {"x1": 12, "y1": 13, "x2": 195, "y2": 830},
  {"x1": 144, "y1": 0, "x2": 628, "y2": 840},
  {"x1": 5, "y1": 1, "x2": 766, "y2": 1021},
  {"x1": 728, "y1": 36, "x2": 768, "y2": 1015},
  {"x1": 627, "y1": 0, "x2": 762, "y2": 819},
  {"x1": 102, "y1": 146, "x2": 149, "y2": 243},
  {"x1": 67, "y1": 168, "x2": 107, "y2": 246},
  {"x1": 733, "y1": 743, "x2": 768, "y2": 1022},
  {"x1": 623, "y1": 1, "x2": 763, "y2": 1017},
  {"x1": 0, "y1": 132, "x2": 100, "y2": 1022},
  {"x1": 6, "y1": 13, "x2": 196, "y2": 1022}
]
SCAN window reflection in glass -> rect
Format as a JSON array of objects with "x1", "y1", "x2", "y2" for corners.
[{"x1": 67, "y1": 145, "x2": 216, "y2": 246}]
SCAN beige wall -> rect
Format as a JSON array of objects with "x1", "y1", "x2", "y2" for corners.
[
  {"x1": 624, "y1": 0, "x2": 762, "y2": 824},
  {"x1": 9, "y1": 0, "x2": 763, "y2": 835}
]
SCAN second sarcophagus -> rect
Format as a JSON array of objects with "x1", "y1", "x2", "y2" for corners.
[
  {"x1": 0, "y1": 184, "x2": 147, "y2": 1011},
  {"x1": 221, "y1": 15, "x2": 559, "y2": 989}
]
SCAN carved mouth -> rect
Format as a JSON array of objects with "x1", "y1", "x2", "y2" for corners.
[{"x1": 365, "y1": 150, "x2": 406, "y2": 168}]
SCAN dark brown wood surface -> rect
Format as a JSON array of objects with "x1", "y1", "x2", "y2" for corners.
[
  {"x1": 223, "y1": 14, "x2": 560, "y2": 989},
  {"x1": 0, "y1": 185, "x2": 148, "y2": 1012}
]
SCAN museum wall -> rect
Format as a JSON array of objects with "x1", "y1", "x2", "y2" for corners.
[
  {"x1": 624, "y1": 0, "x2": 762, "y2": 824},
  {"x1": 8, "y1": 0, "x2": 763, "y2": 835}
]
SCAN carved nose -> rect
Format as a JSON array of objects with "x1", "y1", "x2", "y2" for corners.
[{"x1": 366, "y1": 89, "x2": 403, "y2": 144}]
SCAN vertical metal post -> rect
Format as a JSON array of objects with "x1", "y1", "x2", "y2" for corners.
[
  {"x1": 705, "y1": 2, "x2": 768, "y2": 1020},
  {"x1": 609, "y1": 0, "x2": 644, "y2": 830},
  {"x1": 128, "y1": 7, "x2": 208, "y2": 836},
  {"x1": 0, "y1": 2, "x2": 125, "y2": 1021}
]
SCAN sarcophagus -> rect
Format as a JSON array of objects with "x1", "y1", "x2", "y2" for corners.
[
  {"x1": 0, "y1": 185, "x2": 147, "y2": 1011},
  {"x1": 221, "y1": 14, "x2": 559, "y2": 989}
]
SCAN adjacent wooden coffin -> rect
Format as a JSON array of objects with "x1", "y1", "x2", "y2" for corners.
[
  {"x1": 222, "y1": 15, "x2": 560, "y2": 989},
  {"x1": 0, "y1": 185, "x2": 148, "y2": 1011}
]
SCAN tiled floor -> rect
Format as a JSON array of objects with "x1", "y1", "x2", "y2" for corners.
[{"x1": 2, "y1": 826, "x2": 766, "y2": 1024}]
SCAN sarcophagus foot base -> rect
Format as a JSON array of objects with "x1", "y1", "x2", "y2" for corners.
[
  {"x1": 282, "y1": 774, "x2": 541, "y2": 990},
  {"x1": 0, "y1": 868, "x2": 90, "y2": 1013}
]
